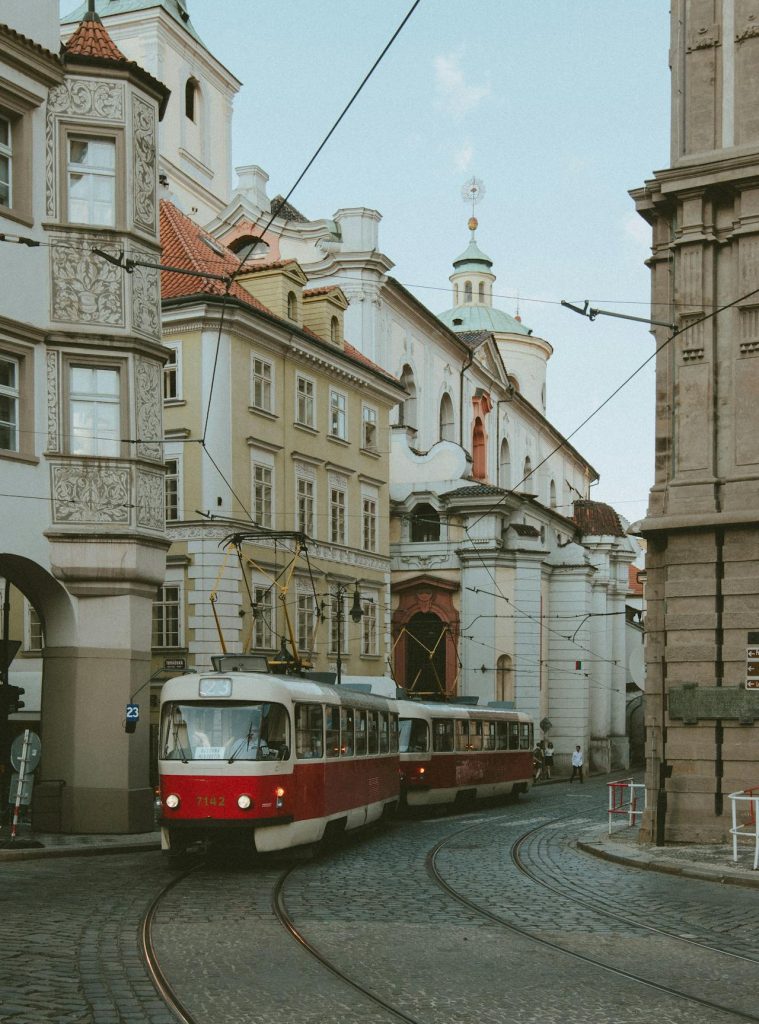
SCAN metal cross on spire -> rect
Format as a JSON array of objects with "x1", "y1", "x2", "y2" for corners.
[{"x1": 461, "y1": 176, "x2": 485, "y2": 233}]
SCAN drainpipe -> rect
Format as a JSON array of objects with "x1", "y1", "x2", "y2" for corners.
[{"x1": 459, "y1": 346, "x2": 474, "y2": 449}]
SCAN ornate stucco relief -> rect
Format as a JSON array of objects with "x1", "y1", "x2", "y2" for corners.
[
  {"x1": 135, "y1": 357, "x2": 163, "y2": 461},
  {"x1": 50, "y1": 237, "x2": 125, "y2": 326},
  {"x1": 130, "y1": 251, "x2": 161, "y2": 339},
  {"x1": 136, "y1": 469, "x2": 165, "y2": 531},
  {"x1": 132, "y1": 95, "x2": 157, "y2": 235},
  {"x1": 51, "y1": 463, "x2": 130, "y2": 524},
  {"x1": 46, "y1": 350, "x2": 60, "y2": 452},
  {"x1": 45, "y1": 79, "x2": 126, "y2": 218}
]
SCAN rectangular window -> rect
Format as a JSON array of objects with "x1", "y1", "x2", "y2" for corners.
[
  {"x1": 330, "y1": 487, "x2": 345, "y2": 544},
  {"x1": 25, "y1": 602, "x2": 43, "y2": 652},
  {"x1": 433, "y1": 719, "x2": 454, "y2": 752},
  {"x1": 520, "y1": 722, "x2": 532, "y2": 750},
  {"x1": 496, "y1": 722, "x2": 509, "y2": 750},
  {"x1": 483, "y1": 721, "x2": 496, "y2": 751},
  {"x1": 362, "y1": 496, "x2": 377, "y2": 552},
  {"x1": 367, "y1": 710, "x2": 379, "y2": 754},
  {"x1": 69, "y1": 365, "x2": 120, "y2": 457},
  {"x1": 325, "y1": 704, "x2": 340, "y2": 758},
  {"x1": 508, "y1": 721, "x2": 520, "y2": 750},
  {"x1": 295, "y1": 703, "x2": 323, "y2": 759},
  {"x1": 329, "y1": 390, "x2": 346, "y2": 439},
  {"x1": 389, "y1": 713, "x2": 399, "y2": 753},
  {"x1": 0, "y1": 115, "x2": 11, "y2": 208},
  {"x1": 361, "y1": 596, "x2": 377, "y2": 656},
  {"x1": 355, "y1": 709, "x2": 367, "y2": 755},
  {"x1": 252, "y1": 357, "x2": 273, "y2": 412},
  {"x1": 296, "y1": 592, "x2": 316, "y2": 655},
  {"x1": 0, "y1": 354, "x2": 19, "y2": 452},
  {"x1": 455, "y1": 719, "x2": 470, "y2": 752},
  {"x1": 297, "y1": 476, "x2": 314, "y2": 536},
  {"x1": 67, "y1": 136, "x2": 116, "y2": 226},
  {"x1": 251, "y1": 585, "x2": 274, "y2": 650},
  {"x1": 152, "y1": 584, "x2": 181, "y2": 648},
  {"x1": 469, "y1": 720, "x2": 483, "y2": 752},
  {"x1": 296, "y1": 375, "x2": 314, "y2": 427},
  {"x1": 165, "y1": 458, "x2": 179, "y2": 522},
  {"x1": 253, "y1": 463, "x2": 273, "y2": 528},
  {"x1": 340, "y1": 706, "x2": 354, "y2": 756},
  {"x1": 328, "y1": 595, "x2": 345, "y2": 656},
  {"x1": 379, "y1": 711, "x2": 389, "y2": 753},
  {"x1": 362, "y1": 405, "x2": 377, "y2": 450},
  {"x1": 163, "y1": 345, "x2": 180, "y2": 401}
]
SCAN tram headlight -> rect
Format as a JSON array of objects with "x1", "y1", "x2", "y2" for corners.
[
  {"x1": 237, "y1": 794, "x2": 252, "y2": 809},
  {"x1": 165, "y1": 793, "x2": 180, "y2": 809},
  {"x1": 275, "y1": 786, "x2": 285, "y2": 808}
]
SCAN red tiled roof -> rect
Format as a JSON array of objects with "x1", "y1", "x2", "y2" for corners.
[
  {"x1": 63, "y1": 14, "x2": 128, "y2": 61},
  {"x1": 304, "y1": 286, "x2": 341, "y2": 297},
  {"x1": 628, "y1": 564, "x2": 644, "y2": 595},
  {"x1": 236, "y1": 258, "x2": 296, "y2": 275},
  {"x1": 573, "y1": 500, "x2": 626, "y2": 538}
]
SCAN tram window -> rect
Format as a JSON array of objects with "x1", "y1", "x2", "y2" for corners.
[
  {"x1": 483, "y1": 721, "x2": 496, "y2": 751},
  {"x1": 455, "y1": 719, "x2": 470, "y2": 751},
  {"x1": 469, "y1": 720, "x2": 483, "y2": 751},
  {"x1": 399, "y1": 718, "x2": 429, "y2": 753},
  {"x1": 496, "y1": 722, "x2": 509, "y2": 750},
  {"x1": 295, "y1": 703, "x2": 323, "y2": 759},
  {"x1": 340, "y1": 706, "x2": 354, "y2": 756},
  {"x1": 325, "y1": 705, "x2": 340, "y2": 757},
  {"x1": 519, "y1": 723, "x2": 531, "y2": 750},
  {"x1": 432, "y1": 719, "x2": 454, "y2": 752},
  {"x1": 368, "y1": 710, "x2": 379, "y2": 754},
  {"x1": 379, "y1": 712, "x2": 389, "y2": 753},
  {"x1": 389, "y1": 712, "x2": 399, "y2": 753},
  {"x1": 355, "y1": 709, "x2": 367, "y2": 755},
  {"x1": 160, "y1": 701, "x2": 290, "y2": 761},
  {"x1": 508, "y1": 722, "x2": 520, "y2": 750}
]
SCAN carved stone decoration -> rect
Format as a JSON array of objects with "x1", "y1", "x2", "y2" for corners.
[
  {"x1": 131, "y1": 251, "x2": 160, "y2": 339},
  {"x1": 46, "y1": 350, "x2": 60, "y2": 453},
  {"x1": 51, "y1": 462, "x2": 130, "y2": 524},
  {"x1": 736, "y1": 15, "x2": 759, "y2": 43},
  {"x1": 46, "y1": 79, "x2": 125, "y2": 217},
  {"x1": 135, "y1": 357, "x2": 162, "y2": 461},
  {"x1": 136, "y1": 469, "x2": 165, "y2": 531},
  {"x1": 132, "y1": 95, "x2": 156, "y2": 234},
  {"x1": 686, "y1": 23, "x2": 720, "y2": 51},
  {"x1": 51, "y1": 239, "x2": 125, "y2": 326}
]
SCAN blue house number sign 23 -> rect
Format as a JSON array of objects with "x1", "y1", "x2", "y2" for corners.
[{"x1": 126, "y1": 703, "x2": 140, "y2": 721}]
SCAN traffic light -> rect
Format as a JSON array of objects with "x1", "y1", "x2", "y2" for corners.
[{"x1": 0, "y1": 684, "x2": 25, "y2": 716}]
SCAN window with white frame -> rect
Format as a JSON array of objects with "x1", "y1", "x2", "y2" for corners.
[
  {"x1": 296, "y1": 591, "x2": 316, "y2": 655},
  {"x1": 0, "y1": 115, "x2": 11, "y2": 207},
  {"x1": 362, "y1": 487, "x2": 378, "y2": 552},
  {"x1": 67, "y1": 136, "x2": 116, "y2": 226},
  {"x1": 0, "y1": 354, "x2": 19, "y2": 452},
  {"x1": 252, "y1": 356, "x2": 273, "y2": 412},
  {"x1": 330, "y1": 482, "x2": 346, "y2": 545},
  {"x1": 163, "y1": 344, "x2": 181, "y2": 401},
  {"x1": 297, "y1": 475, "x2": 314, "y2": 536},
  {"x1": 152, "y1": 584, "x2": 182, "y2": 648},
  {"x1": 24, "y1": 601, "x2": 43, "y2": 652},
  {"x1": 362, "y1": 404, "x2": 377, "y2": 450},
  {"x1": 361, "y1": 594, "x2": 378, "y2": 656},
  {"x1": 295, "y1": 374, "x2": 315, "y2": 428},
  {"x1": 69, "y1": 365, "x2": 120, "y2": 457},
  {"x1": 251, "y1": 584, "x2": 275, "y2": 650},
  {"x1": 252, "y1": 462, "x2": 273, "y2": 528},
  {"x1": 329, "y1": 390, "x2": 346, "y2": 439},
  {"x1": 165, "y1": 457, "x2": 180, "y2": 522}
]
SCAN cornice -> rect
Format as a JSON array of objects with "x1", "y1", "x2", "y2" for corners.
[{"x1": 0, "y1": 24, "x2": 63, "y2": 89}]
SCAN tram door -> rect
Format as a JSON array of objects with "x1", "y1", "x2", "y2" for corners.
[{"x1": 404, "y1": 612, "x2": 447, "y2": 698}]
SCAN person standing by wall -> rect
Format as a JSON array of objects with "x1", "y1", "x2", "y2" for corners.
[
  {"x1": 544, "y1": 741, "x2": 554, "y2": 779},
  {"x1": 570, "y1": 745, "x2": 584, "y2": 784}
]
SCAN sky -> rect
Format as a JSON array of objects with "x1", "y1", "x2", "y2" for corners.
[{"x1": 63, "y1": 0, "x2": 672, "y2": 524}]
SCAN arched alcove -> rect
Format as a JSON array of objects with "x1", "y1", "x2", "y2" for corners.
[
  {"x1": 410, "y1": 503, "x2": 440, "y2": 542},
  {"x1": 472, "y1": 417, "x2": 487, "y2": 479},
  {"x1": 499, "y1": 438, "x2": 511, "y2": 488},
  {"x1": 496, "y1": 654, "x2": 514, "y2": 703},
  {"x1": 439, "y1": 392, "x2": 455, "y2": 441},
  {"x1": 399, "y1": 364, "x2": 417, "y2": 429}
]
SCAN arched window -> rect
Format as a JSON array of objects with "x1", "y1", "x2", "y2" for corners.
[
  {"x1": 454, "y1": 284, "x2": 459, "y2": 304},
  {"x1": 410, "y1": 503, "x2": 440, "y2": 542},
  {"x1": 287, "y1": 291, "x2": 297, "y2": 321},
  {"x1": 496, "y1": 655, "x2": 514, "y2": 703},
  {"x1": 464, "y1": 281, "x2": 472, "y2": 303},
  {"x1": 439, "y1": 393, "x2": 455, "y2": 441},
  {"x1": 472, "y1": 417, "x2": 487, "y2": 479},
  {"x1": 550, "y1": 479, "x2": 557, "y2": 509},
  {"x1": 522, "y1": 456, "x2": 533, "y2": 489},
  {"x1": 399, "y1": 364, "x2": 417, "y2": 429},
  {"x1": 330, "y1": 316, "x2": 339, "y2": 344},
  {"x1": 185, "y1": 78, "x2": 199, "y2": 122},
  {"x1": 478, "y1": 281, "x2": 485, "y2": 302},
  {"x1": 229, "y1": 235, "x2": 269, "y2": 261},
  {"x1": 499, "y1": 438, "x2": 511, "y2": 488}
]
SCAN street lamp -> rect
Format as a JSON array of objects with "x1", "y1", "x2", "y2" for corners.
[{"x1": 334, "y1": 583, "x2": 364, "y2": 686}]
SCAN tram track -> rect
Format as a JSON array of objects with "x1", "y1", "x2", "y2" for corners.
[{"x1": 427, "y1": 815, "x2": 759, "y2": 1024}]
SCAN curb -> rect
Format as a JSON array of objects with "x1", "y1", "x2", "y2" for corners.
[
  {"x1": 0, "y1": 840, "x2": 160, "y2": 863},
  {"x1": 577, "y1": 840, "x2": 759, "y2": 890}
]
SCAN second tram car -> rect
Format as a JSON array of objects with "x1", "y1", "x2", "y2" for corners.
[
  {"x1": 397, "y1": 700, "x2": 534, "y2": 805},
  {"x1": 158, "y1": 672, "x2": 400, "y2": 858}
]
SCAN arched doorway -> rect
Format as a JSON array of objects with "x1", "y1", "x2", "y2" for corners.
[
  {"x1": 404, "y1": 612, "x2": 448, "y2": 698},
  {"x1": 392, "y1": 575, "x2": 459, "y2": 700}
]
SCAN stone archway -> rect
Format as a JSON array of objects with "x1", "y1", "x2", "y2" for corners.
[{"x1": 392, "y1": 575, "x2": 459, "y2": 700}]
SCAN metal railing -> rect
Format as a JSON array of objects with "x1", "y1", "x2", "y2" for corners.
[
  {"x1": 728, "y1": 788, "x2": 759, "y2": 870},
  {"x1": 607, "y1": 778, "x2": 646, "y2": 834}
]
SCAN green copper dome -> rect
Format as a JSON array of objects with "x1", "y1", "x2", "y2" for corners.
[
  {"x1": 452, "y1": 238, "x2": 493, "y2": 273},
  {"x1": 439, "y1": 304, "x2": 533, "y2": 336},
  {"x1": 61, "y1": 0, "x2": 202, "y2": 43}
]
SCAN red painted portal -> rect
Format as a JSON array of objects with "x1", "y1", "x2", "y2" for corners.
[{"x1": 392, "y1": 576, "x2": 459, "y2": 698}]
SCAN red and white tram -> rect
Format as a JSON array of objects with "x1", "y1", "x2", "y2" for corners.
[
  {"x1": 158, "y1": 671, "x2": 400, "y2": 858},
  {"x1": 398, "y1": 699, "x2": 534, "y2": 806}
]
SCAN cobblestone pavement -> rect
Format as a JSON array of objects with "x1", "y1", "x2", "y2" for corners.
[{"x1": 3, "y1": 778, "x2": 759, "y2": 1024}]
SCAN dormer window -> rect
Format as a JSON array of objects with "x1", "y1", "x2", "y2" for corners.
[
  {"x1": 185, "y1": 78, "x2": 199, "y2": 122},
  {"x1": 287, "y1": 291, "x2": 298, "y2": 321},
  {"x1": 464, "y1": 281, "x2": 472, "y2": 303},
  {"x1": 330, "y1": 316, "x2": 339, "y2": 343}
]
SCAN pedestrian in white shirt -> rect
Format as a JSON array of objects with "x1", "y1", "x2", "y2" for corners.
[{"x1": 570, "y1": 744, "x2": 584, "y2": 784}]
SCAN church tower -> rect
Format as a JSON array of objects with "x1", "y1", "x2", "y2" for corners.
[
  {"x1": 632, "y1": 1, "x2": 759, "y2": 843},
  {"x1": 61, "y1": 0, "x2": 241, "y2": 223}
]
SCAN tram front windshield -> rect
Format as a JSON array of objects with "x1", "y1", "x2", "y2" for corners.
[
  {"x1": 398, "y1": 718, "x2": 430, "y2": 753},
  {"x1": 161, "y1": 701, "x2": 289, "y2": 761}
]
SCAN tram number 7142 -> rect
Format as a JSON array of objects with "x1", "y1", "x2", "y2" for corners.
[{"x1": 196, "y1": 795, "x2": 226, "y2": 808}]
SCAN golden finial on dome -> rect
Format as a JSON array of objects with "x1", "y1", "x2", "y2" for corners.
[{"x1": 468, "y1": 216, "x2": 478, "y2": 232}]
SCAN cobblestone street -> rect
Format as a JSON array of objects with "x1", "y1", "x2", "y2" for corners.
[{"x1": 2, "y1": 777, "x2": 759, "y2": 1024}]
